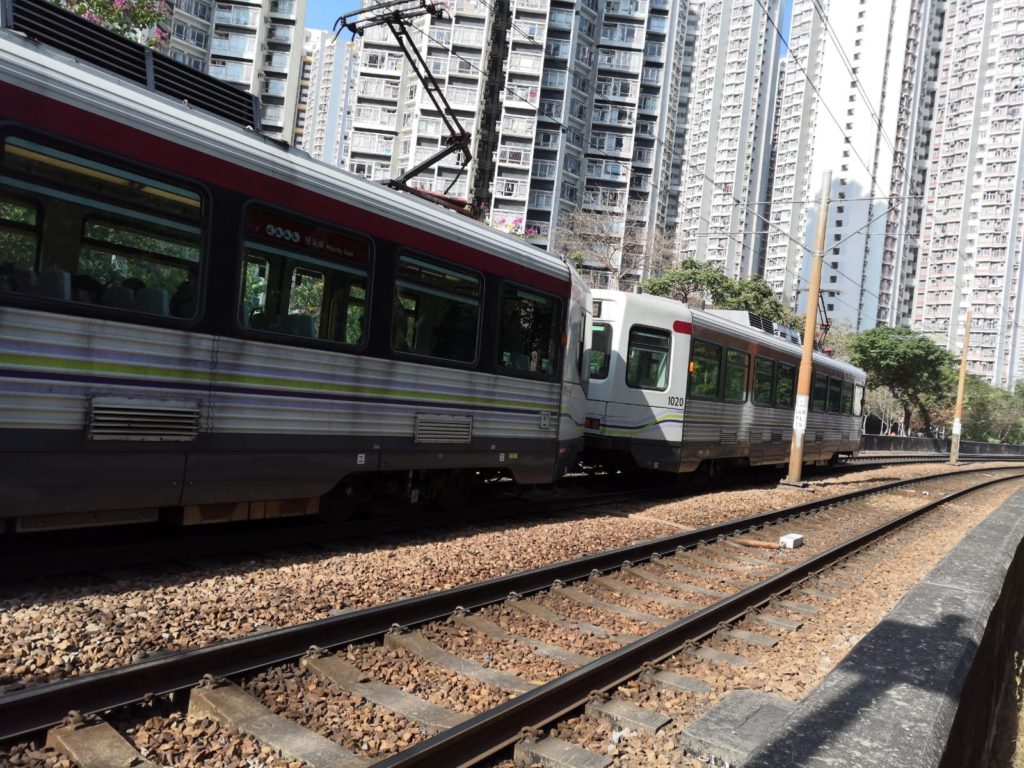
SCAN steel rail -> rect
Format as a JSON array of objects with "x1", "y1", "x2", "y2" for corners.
[
  {"x1": 369, "y1": 471, "x2": 1024, "y2": 768},
  {"x1": 0, "y1": 466, "x2": 1014, "y2": 741}
]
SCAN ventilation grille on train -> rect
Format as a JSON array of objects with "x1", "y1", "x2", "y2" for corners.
[
  {"x1": 414, "y1": 414, "x2": 473, "y2": 444},
  {"x1": 87, "y1": 397, "x2": 200, "y2": 441},
  {"x1": 4, "y1": 0, "x2": 261, "y2": 130},
  {"x1": 720, "y1": 430, "x2": 738, "y2": 445}
]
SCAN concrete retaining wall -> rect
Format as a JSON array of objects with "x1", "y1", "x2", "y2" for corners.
[{"x1": 744, "y1": 487, "x2": 1024, "y2": 768}]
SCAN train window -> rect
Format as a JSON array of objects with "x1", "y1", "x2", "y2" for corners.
[
  {"x1": 590, "y1": 322, "x2": 612, "y2": 379},
  {"x1": 498, "y1": 284, "x2": 561, "y2": 377},
  {"x1": 688, "y1": 339, "x2": 721, "y2": 399},
  {"x1": 854, "y1": 383, "x2": 864, "y2": 416},
  {"x1": 395, "y1": 255, "x2": 480, "y2": 363},
  {"x1": 0, "y1": 195, "x2": 39, "y2": 272},
  {"x1": 753, "y1": 356, "x2": 775, "y2": 405},
  {"x1": 827, "y1": 377, "x2": 843, "y2": 413},
  {"x1": 841, "y1": 381, "x2": 854, "y2": 414},
  {"x1": 241, "y1": 206, "x2": 370, "y2": 344},
  {"x1": 724, "y1": 349, "x2": 749, "y2": 402},
  {"x1": 78, "y1": 216, "x2": 200, "y2": 316},
  {"x1": 812, "y1": 372, "x2": 829, "y2": 411},
  {"x1": 0, "y1": 136, "x2": 203, "y2": 318},
  {"x1": 776, "y1": 363, "x2": 796, "y2": 408},
  {"x1": 626, "y1": 326, "x2": 671, "y2": 391}
]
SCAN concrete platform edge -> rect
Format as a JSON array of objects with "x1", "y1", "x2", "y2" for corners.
[{"x1": 743, "y1": 483, "x2": 1024, "y2": 768}]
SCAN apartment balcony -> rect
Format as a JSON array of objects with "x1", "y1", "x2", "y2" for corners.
[
  {"x1": 214, "y1": 8, "x2": 257, "y2": 27},
  {"x1": 211, "y1": 36, "x2": 256, "y2": 57},
  {"x1": 358, "y1": 79, "x2": 401, "y2": 100},
  {"x1": 261, "y1": 105, "x2": 284, "y2": 126},
  {"x1": 497, "y1": 146, "x2": 533, "y2": 168},
  {"x1": 501, "y1": 115, "x2": 536, "y2": 137},
  {"x1": 350, "y1": 134, "x2": 394, "y2": 156},
  {"x1": 583, "y1": 186, "x2": 626, "y2": 211},
  {"x1": 451, "y1": 26, "x2": 486, "y2": 48},
  {"x1": 269, "y1": 0, "x2": 295, "y2": 18},
  {"x1": 604, "y1": 0, "x2": 648, "y2": 18},
  {"x1": 261, "y1": 78, "x2": 289, "y2": 97},
  {"x1": 494, "y1": 177, "x2": 530, "y2": 200},
  {"x1": 353, "y1": 108, "x2": 398, "y2": 130},
  {"x1": 267, "y1": 24, "x2": 293, "y2": 44},
  {"x1": 453, "y1": 0, "x2": 487, "y2": 17},
  {"x1": 511, "y1": 23, "x2": 546, "y2": 43}
]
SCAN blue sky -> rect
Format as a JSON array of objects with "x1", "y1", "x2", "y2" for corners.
[
  {"x1": 306, "y1": 0, "x2": 342, "y2": 32},
  {"x1": 305, "y1": 0, "x2": 795, "y2": 53}
]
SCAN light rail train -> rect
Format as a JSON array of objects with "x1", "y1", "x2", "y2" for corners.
[
  {"x1": 0, "y1": 0, "x2": 590, "y2": 530},
  {"x1": 583, "y1": 290, "x2": 865, "y2": 476},
  {"x1": 0, "y1": 0, "x2": 866, "y2": 533}
]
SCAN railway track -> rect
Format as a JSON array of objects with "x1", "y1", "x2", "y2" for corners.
[
  {"x1": 2, "y1": 454, "x2": 1016, "y2": 586},
  {"x1": 4, "y1": 466, "x2": 1021, "y2": 767}
]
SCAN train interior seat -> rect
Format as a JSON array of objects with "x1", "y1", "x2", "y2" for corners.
[
  {"x1": 284, "y1": 313, "x2": 316, "y2": 337},
  {"x1": 13, "y1": 267, "x2": 36, "y2": 293},
  {"x1": 37, "y1": 269, "x2": 71, "y2": 300},
  {"x1": 136, "y1": 286, "x2": 170, "y2": 315},
  {"x1": 101, "y1": 284, "x2": 135, "y2": 310}
]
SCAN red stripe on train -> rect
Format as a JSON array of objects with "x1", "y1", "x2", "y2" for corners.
[{"x1": 0, "y1": 83, "x2": 569, "y2": 295}]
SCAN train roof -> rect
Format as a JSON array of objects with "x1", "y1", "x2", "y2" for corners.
[
  {"x1": 0, "y1": 22, "x2": 574, "y2": 286},
  {"x1": 592, "y1": 289, "x2": 865, "y2": 378}
]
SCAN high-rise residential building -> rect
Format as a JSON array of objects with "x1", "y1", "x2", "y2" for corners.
[
  {"x1": 663, "y1": 5, "x2": 700, "y2": 236},
  {"x1": 880, "y1": 0, "x2": 946, "y2": 327},
  {"x1": 763, "y1": 0, "x2": 931, "y2": 331},
  {"x1": 341, "y1": 0, "x2": 689, "y2": 288},
  {"x1": 344, "y1": 0, "x2": 496, "y2": 200},
  {"x1": 162, "y1": 0, "x2": 307, "y2": 142},
  {"x1": 487, "y1": 0, "x2": 687, "y2": 288},
  {"x1": 675, "y1": 0, "x2": 784, "y2": 281},
  {"x1": 295, "y1": 29, "x2": 357, "y2": 164},
  {"x1": 912, "y1": 0, "x2": 1024, "y2": 388}
]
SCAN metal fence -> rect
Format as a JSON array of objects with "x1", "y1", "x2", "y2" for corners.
[{"x1": 860, "y1": 435, "x2": 1024, "y2": 456}]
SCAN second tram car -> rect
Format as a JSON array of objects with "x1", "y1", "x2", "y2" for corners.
[
  {"x1": 0, "y1": 7, "x2": 590, "y2": 530},
  {"x1": 583, "y1": 290, "x2": 865, "y2": 475}
]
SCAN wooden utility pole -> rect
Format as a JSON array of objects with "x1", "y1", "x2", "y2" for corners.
[
  {"x1": 784, "y1": 171, "x2": 831, "y2": 485},
  {"x1": 949, "y1": 310, "x2": 973, "y2": 465}
]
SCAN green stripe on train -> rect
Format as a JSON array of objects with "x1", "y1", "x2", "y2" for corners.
[{"x1": 0, "y1": 352, "x2": 550, "y2": 411}]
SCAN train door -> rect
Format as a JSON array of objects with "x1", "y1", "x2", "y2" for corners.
[
  {"x1": 599, "y1": 300, "x2": 693, "y2": 472},
  {"x1": 557, "y1": 275, "x2": 591, "y2": 475}
]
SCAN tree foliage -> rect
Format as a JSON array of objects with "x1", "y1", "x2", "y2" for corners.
[
  {"x1": 848, "y1": 327, "x2": 956, "y2": 431},
  {"x1": 641, "y1": 259, "x2": 787, "y2": 322},
  {"x1": 57, "y1": 0, "x2": 169, "y2": 46}
]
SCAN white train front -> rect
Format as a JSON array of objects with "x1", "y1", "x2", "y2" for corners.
[{"x1": 583, "y1": 290, "x2": 865, "y2": 476}]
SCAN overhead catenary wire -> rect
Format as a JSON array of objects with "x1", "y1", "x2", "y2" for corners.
[
  {"x1": 403, "y1": 13, "x2": 876, "y2": 313},
  {"x1": 372, "y1": 0, "x2": 871, "y2": 317}
]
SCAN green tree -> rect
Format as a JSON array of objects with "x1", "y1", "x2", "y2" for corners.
[
  {"x1": 712, "y1": 276, "x2": 787, "y2": 322},
  {"x1": 642, "y1": 260, "x2": 786, "y2": 322},
  {"x1": 56, "y1": 0, "x2": 169, "y2": 46},
  {"x1": 641, "y1": 259, "x2": 728, "y2": 306},
  {"x1": 848, "y1": 327, "x2": 957, "y2": 432}
]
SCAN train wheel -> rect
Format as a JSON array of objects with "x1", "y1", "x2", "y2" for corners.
[
  {"x1": 697, "y1": 459, "x2": 722, "y2": 484},
  {"x1": 434, "y1": 469, "x2": 471, "y2": 511}
]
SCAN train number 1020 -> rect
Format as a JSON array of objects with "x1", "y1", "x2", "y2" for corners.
[{"x1": 667, "y1": 396, "x2": 685, "y2": 407}]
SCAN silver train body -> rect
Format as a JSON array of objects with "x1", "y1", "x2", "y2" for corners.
[
  {"x1": 0, "y1": 24, "x2": 590, "y2": 529},
  {"x1": 584, "y1": 290, "x2": 866, "y2": 474}
]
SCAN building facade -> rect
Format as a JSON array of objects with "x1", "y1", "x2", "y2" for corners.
[
  {"x1": 295, "y1": 29, "x2": 357, "y2": 164},
  {"x1": 763, "y1": 0, "x2": 929, "y2": 331},
  {"x1": 340, "y1": 0, "x2": 689, "y2": 288},
  {"x1": 912, "y1": 0, "x2": 1024, "y2": 387},
  {"x1": 162, "y1": 0, "x2": 307, "y2": 142},
  {"x1": 343, "y1": 0, "x2": 496, "y2": 201},
  {"x1": 674, "y1": 0, "x2": 784, "y2": 281}
]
